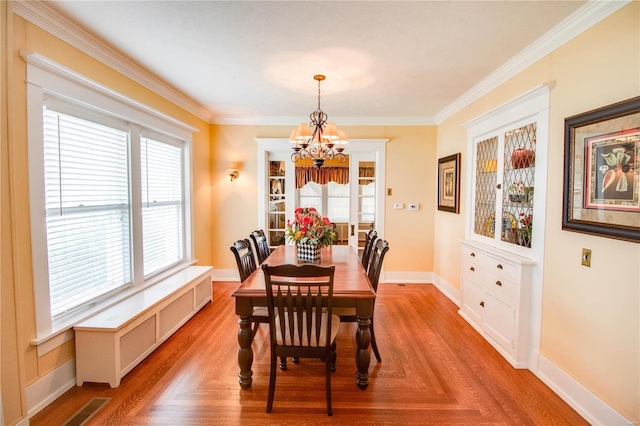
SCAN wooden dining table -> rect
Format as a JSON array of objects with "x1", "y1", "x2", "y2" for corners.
[{"x1": 231, "y1": 244, "x2": 376, "y2": 390}]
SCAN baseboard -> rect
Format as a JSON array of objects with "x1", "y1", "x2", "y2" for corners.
[
  {"x1": 381, "y1": 271, "x2": 432, "y2": 284},
  {"x1": 211, "y1": 268, "x2": 240, "y2": 282},
  {"x1": 432, "y1": 274, "x2": 461, "y2": 307},
  {"x1": 534, "y1": 352, "x2": 633, "y2": 425},
  {"x1": 26, "y1": 358, "x2": 76, "y2": 420}
]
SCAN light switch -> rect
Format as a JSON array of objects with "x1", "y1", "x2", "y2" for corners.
[
  {"x1": 408, "y1": 203, "x2": 419, "y2": 211},
  {"x1": 393, "y1": 203, "x2": 404, "y2": 210}
]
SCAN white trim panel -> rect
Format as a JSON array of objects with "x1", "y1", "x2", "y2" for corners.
[
  {"x1": 534, "y1": 353, "x2": 633, "y2": 426},
  {"x1": 26, "y1": 359, "x2": 76, "y2": 420}
]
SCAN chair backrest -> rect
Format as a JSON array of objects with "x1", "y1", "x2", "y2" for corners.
[
  {"x1": 367, "y1": 239, "x2": 389, "y2": 291},
  {"x1": 361, "y1": 230, "x2": 378, "y2": 271},
  {"x1": 250, "y1": 229, "x2": 270, "y2": 264},
  {"x1": 262, "y1": 264, "x2": 336, "y2": 350},
  {"x1": 230, "y1": 239, "x2": 257, "y2": 282}
]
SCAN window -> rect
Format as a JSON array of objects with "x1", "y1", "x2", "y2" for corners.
[
  {"x1": 327, "y1": 182, "x2": 349, "y2": 222},
  {"x1": 26, "y1": 53, "x2": 196, "y2": 338},
  {"x1": 298, "y1": 181, "x2": 322, "y2": 213},
  {"x1": 43, "y1": 107, "x2": 132, "y2": 317},
  {"x1": 141, "y1": 136, "x2": 184, "y2": 276},
  {"x1": 297, "y1": 181, "x2": 350, "y2": 223}
]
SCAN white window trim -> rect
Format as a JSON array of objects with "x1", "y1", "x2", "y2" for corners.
[{"x1": 24, "y1": 51, "x2": 198, "y2": 348}]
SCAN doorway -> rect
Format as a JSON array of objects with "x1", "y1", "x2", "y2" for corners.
[{"x1": 256, "y1": 138, "x2": 388, "y2": 254}]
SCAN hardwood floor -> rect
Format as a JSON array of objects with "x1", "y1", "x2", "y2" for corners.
[{"x1": 31, "y1": 282, "x2": 588, "y2": 425}]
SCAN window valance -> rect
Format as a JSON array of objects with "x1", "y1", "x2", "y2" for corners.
[
  {"x1": 295, "y1": 166, "x2": 376, "y2": 188},
  {"x1": 295, "y1": 167, "x2": 349, "y2": 188}
]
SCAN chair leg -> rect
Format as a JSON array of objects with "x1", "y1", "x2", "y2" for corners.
[
  {"x1": 279, "y1": 356, "x2": 287, "y2": 371},
  {"x1": 326, "y1": 348, "x2": 333, "y2": 416},
  {"x1": 252, "y1": 321, "x2": 260, "y2": 338},
  {"x1": 330, "y1": 341, "x2": 337, "y2": 372},
  {"x1": 293, "y1": 357, "x2": 299, "y2": 364},
  {"x1": 267, "y1": 350, "x2": 277, "y2": 413},
  {"x1": 371, "y1": 321, "x2": 382, "y2": 363}
]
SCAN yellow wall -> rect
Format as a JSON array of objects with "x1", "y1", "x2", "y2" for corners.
[
  {"x1": 1, "y1": 13, "x2": 212, "y2": 425},
  {"x1": 210, "y1": 124, "x2": 437, "y2": 273},
  {"x1": 435, "y1": 3, "x2": 639, "y2": 421},
  {"x1": 2, "y1": 1, "x2": 639, "y2": 424}
]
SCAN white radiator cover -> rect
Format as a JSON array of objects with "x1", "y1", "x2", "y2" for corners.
[{"x1": 75, "y1": 266, "x2": 212, "y2": 387}]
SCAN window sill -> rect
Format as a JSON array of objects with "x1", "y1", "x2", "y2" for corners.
[{"x1": 31, "y1": 261, "x2": 198, "y2": 356}]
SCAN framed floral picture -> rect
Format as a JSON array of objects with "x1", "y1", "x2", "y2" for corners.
[
  {"x1": 438, "y1": 153, "x2": 461, "y2": 213},
  {"x1": 562, "y1": 96, "x2": 640, "y2": 243}
]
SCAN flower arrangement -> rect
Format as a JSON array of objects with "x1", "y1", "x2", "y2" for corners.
[
  {"x1": 519, "y1": 213, "x2": 533, "y2": 237},
  {"x1": 285, "y1": 207, "x2": 336, "y2": 248},
  {"x1": 508, "y1": 181, "x2": 525, "y2": 195},
  {"x1": 508, "y1": 181, "x2": 526, "y2": 203}
]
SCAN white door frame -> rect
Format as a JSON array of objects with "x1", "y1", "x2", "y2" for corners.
[{"x1": 255, "y1": 138, "x2": 388, "y2": 244}]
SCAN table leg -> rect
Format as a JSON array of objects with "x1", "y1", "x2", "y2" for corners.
[
  {"x1": 355, "y1": 315, "x2": 371, "y2": 389},
  {"x1": 237, "y1": 315, "x2": 253, "y2": 389}
]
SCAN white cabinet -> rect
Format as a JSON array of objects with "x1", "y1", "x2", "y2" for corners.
[
  {"x1": 459, "y1": 240, "x2": 535, "y2": 368},
  {"x1": 460, "y1": 85, "x2": 551, "y2": 368}
]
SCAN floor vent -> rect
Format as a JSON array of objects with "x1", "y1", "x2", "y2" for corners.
[{"x1": 63, "y1": 397, "x2": 110, "y2": 426}]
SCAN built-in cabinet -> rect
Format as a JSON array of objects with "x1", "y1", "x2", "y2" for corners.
[
  {"x1": 460, "y1": 84, "x2": 551, "y2": 369},
  {"x1": 459, "y1": 240, "x2": 534, "y2": 368}
]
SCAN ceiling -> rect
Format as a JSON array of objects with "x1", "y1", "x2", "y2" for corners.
[{"x1": 41, "y1": 0, "x2": 589, "y2": 125}]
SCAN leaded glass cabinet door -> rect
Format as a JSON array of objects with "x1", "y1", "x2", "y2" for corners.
[
  {"x1": 471, "y1": 121, "x2": 537, "y2": 250},
  {"x1": 474, "y1": 136, "x2": 498, "y2": 239},
  {"x1": 501, "y1": 123, "x2": 536, "y2": 248}
]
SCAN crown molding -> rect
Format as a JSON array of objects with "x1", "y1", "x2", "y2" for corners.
[
  {"x1": 11, "y1": 0, "x2": 630, "y2": 127},
  {"x1": 214, "y1": 115, "x2": 436, "y2": 126},
  {"x1": 434, "y1": 0, "x2": 631, "y2": 124},
  {"x1": 11, "y1": 0, "x2": 215, "y2": 124}
]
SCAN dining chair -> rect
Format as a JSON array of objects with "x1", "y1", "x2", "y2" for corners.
[
  {"x1": 250, "y1": 229, "x2": 271, "y2": 264},
  {"x1": 361, "y1": 229, "x2": 377, "y2": 272},
  {"x1": 334, "y1": 238, "x2": 389, "y2": 363},
  {"x1": 262, "y1": 263, "x2": 339, "y2": 416},
  {"x1": 230, "y1": 239, "x2": 266, "y2": 336}
]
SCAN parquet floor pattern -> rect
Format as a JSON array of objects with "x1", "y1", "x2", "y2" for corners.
[{"x1": 31, "y1": 282, "x2": 588, "y2": 425}]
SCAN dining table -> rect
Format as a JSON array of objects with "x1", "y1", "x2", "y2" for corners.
[{"x1": 231, "y1": 244, "x2": 376, "y2": 390}]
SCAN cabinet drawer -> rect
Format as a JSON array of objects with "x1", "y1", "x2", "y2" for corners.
[
  {"x1": 462, "y1": 257, "x2": 483, "y2": 282},
  {"x1": 485, "y1": 255, "x2": 517, "y2": 281},
  {"x1": 462, "y1": 246, "x2": 486, "y2": 266},
  {"x1": 485, "y1": 271, "x2": 516, "y2": 305}
]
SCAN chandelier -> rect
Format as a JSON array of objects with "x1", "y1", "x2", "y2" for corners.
[{"x1": 289, "y1": 75, "x2": 348, "y2": 168}]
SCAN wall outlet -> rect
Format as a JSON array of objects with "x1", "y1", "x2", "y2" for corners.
[
  {"x1": 393, "y1": 203, "x2": 404, "y2": 210},
  {"x1": 581, "y1": 248, "x2": 591, "y2": 267},
  {"x1": 408, "y1": 203, "x2": 419, "y2": 211}
]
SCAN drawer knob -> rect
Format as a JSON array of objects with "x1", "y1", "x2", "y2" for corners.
[
  {"x1": 470, "y1": 266, "x2": 475, "y2": 272},
  {"x1": 470, "y1": 252, "x2": 476, "y2": 257},
  {"x1": 496, "y1": 264, "x2": 503, "y2": 270},
  {"x1": 495, "y1": 280, "x2": 502, "y2": 286},
  {"x1": 479, "y1": 301, "x2": 485, "y2": 307}
]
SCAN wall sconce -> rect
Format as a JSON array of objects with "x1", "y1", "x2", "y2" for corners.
[{"x1": 227, "y1": 162, "x2": 240, "y2": 181}]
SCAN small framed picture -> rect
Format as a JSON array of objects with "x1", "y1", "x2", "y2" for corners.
[
  {"x1": 438, "y1": 153, "x2": 461, "y2": 214},
  {"x1": 563, "y1": 96, "x2": 640, "y2": 243}
]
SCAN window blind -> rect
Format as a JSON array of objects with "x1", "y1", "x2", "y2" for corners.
[
  {"x1": 141, "y1": 137, "x2": 184, "y2": 276},
  {"x1": 43, "y1": 107, "x2": 131, "y2": 317}
]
